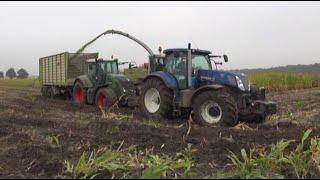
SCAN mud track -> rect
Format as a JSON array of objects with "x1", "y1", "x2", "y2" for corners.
[{"x1": 0, "y1": 86, "x2": 319, "y2": 178}]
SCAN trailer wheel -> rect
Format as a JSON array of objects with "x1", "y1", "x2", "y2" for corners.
[
  {"x1": 95, "y1": 87, "x2": 117, "y2": 110},
  {"x1": 47, "y1": 87, "x2": 54, "y2": 99},
  {"x1": 139, "y1": 78, "x2": 173, "y2": 119},
  {"x1": 73, "y1": 81, "x2": 86, "y2": 105},
  {"x1": 192, "y1": 89, "x2": 238, "y2": 126},
  {"x1": 41, "y1": 86, "x2": 50, "y2": 97}
]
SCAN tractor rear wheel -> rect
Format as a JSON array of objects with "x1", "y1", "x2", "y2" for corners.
[
  {"x1": 192, "y1": 89, "x2": 238, "y2": 126},
  {"x1": 239, "y1": 114, "x2": 267, "y2": 123},
  {"x1": 73, "y1": 81, "x2": 86, "y2": 105},
  {"x1": 139, "y1": 78, "x2": 173, "y2": 119},
  {"x1": 95, "y1": 87, "x2": 117, "y2": 110}
]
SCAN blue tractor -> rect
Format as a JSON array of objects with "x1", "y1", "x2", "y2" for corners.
[
  {"x1": 82, "y1": 30, "x2": 277, "y2": 126},
  {"x1": 137, "y1": 43, "x2": 277, "y2": 126}
]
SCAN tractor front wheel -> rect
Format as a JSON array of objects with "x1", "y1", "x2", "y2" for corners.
[
  {"x1": 95, "y1": 87, "x2": 117, "y2": 110},
  {"x1": 192, "y1": 89, "x2": 238, "y2": 126},
  {"x1": 139, "y1": 78, "x2": 173, "y2": 119}
]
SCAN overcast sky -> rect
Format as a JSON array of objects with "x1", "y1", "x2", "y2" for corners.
[{"x1": 0, "y1": 1, "x2": 319, "y2": 75}]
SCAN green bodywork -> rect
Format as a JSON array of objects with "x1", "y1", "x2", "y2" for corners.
[{"x1": 106, "y1": 74, "x2": 126, "y2": 98}]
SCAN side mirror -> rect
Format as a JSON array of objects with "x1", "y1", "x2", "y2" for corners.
[
  {"x1": 192, "y1": 68, "x2": 196, "y2": 76},
  {"x1": 223, "y1": 55, "x2": 228, "y2": 62}
]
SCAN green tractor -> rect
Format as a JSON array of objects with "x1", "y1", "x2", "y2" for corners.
[
  {"x1": 39, "y1": 53, "x2": 134, "y2": 109},
  {"x1": 73, "y1": 58, "x2": 135, "y2": 108}
]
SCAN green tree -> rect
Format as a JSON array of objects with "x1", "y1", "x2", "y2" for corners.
[
  {"x1": 17, "y1": 68, "x2": 29, "y2": 79},
  {"x1": 0, "y1": 71, "x2": 3, "y2": 79},
  {"x1": 6, "y1": 68, "x2": 16, "y2": 79}
]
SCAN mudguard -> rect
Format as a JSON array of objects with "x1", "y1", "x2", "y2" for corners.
[
  {"x1": 75, "y1": 75, "x2": 93, "y2": 88},
  {"x1": 143, "y1": 71, "x2": 179, "y2": 90},
  {"x1": 191, "y1": 84, "x2": 225, "y2": 103}
]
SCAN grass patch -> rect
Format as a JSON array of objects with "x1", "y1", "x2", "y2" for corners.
[
  {"x1": 215, "y1": 129, "x2": 320, "y2": 179},
  {"x1": 123, "y1": 67, "x2": 147, "y2": 81},
  {"x1": 248, "y1": 72, "x2": 320, "y2": 92},
  {"x1": 59, "y1": 144, "x2": 195, "y2": 179},
  {"x1": 0, "y1": 78, "x2": 40, "y2": 88}
]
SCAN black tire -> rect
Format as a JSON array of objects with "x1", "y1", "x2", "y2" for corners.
[
  {"x1": 95, "y1": 87, "x2": 117, "y2": 110},
  {"x1": 47, "y1": 87, "x2": 54, "y2": 99},
  {"x1": 192, "y1": 88, "x2": 238, "y2": 127},
  {"x1": 139, "y1": 78, "x2": 173, "y2": 119},
  {"x1": 73, "y1": 81, "x2": 86, "y2": 105},
  {"x1": 239, "y1": 113, "x2": 267, "y2": 123},
  {"x1": 41, "y1": 86, "x2": 50, "y2": 97}
]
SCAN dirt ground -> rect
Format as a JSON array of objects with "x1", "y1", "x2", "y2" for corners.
[{"x1": 0, "y1": 86, "x2": 319, "y2": 178}]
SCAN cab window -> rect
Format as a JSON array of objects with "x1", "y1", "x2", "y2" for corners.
[
  {"x1": 192, "y1": 54, "x2": 211, "y2": 70},
  {"x1": 164, "y1": 52, "x2": 187, "y2": 89}
]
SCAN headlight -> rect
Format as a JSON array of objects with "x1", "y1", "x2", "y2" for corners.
[{"x1": 235, "y1": 76, "x2": 245, "y2": 91}]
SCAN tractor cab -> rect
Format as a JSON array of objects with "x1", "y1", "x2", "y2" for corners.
[
  {"x1": 86, "y1": 58, "x2": 107, "y2": 86},
  {"x1": 150, "y1": 47, "x2": 234, "y2": 90},
  {"x1": 104, "y1": 59, "x2": 119, "y2": 74},
  {"x1": 160, "y1": 48, "x2": 213, "y2": 89}
]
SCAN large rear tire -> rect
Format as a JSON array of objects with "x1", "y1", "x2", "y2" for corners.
[
  {"x1": 139, "y1": 78, "x2": 173, "y2": 119},
  {"x1": 192, "y1": 89, "x2": 238, "y2": 127},
  {"x1": 95, "y1": 87, "x2": 117, "y2": 110},
  {"x1": 239, "y1": 113, "x2": 267, "y2": 123},
  {"x1": 73, "y1": 81, "x2": 86, "y2": 105}
]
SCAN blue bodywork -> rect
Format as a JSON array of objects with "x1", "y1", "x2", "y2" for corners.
[
  {"x1": 146, "y1": 71, "x2": 179, "y2": 89},
  {"x1": 145, "y1": 69, "x2": 246, "y2": 90},
  {"x1": 195, "y1": 69, "x2": 246, "y2": 89}
]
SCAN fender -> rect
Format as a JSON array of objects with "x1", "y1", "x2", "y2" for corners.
[
  {"x1": 75, "y1": 75, "x2": 93, "y2": 88},
  {"x1": 143, "y1": 71, "x2": 179, "y2": 90},
  {"x1": 191, "y1": 84, "x2": 225, "y2": 103},
  {"x1": 86, "y1": 82, "x2": 113, "y2": 105},
  {"x1": 93, "y1": 82, "x2": 113, "y2": 96}
]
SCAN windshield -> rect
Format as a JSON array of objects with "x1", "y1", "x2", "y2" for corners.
[
  {"x1": 87, "y1": 62, "x2": 105, "y2": 76},
  {"x1": 164, "y1": 52, "x2": 187, "y2": 75},
  {"x1": 192, "y1": 54, "x2": 211, "y2": 70},
  {"x1": 98, "y1": 62, "x2": 105, "y2": 71},
  {"x1": 105, "y1": 61, "x2": 118, "y2": 74}
]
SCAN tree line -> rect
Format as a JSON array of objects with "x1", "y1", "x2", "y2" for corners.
[{"x1": 0, "y1": 68, "x2": 29, "y2": 79}]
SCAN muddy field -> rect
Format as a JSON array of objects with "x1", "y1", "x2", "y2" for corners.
[{"x1": 0, "y1": 86, "x2": 319, "y2": 178}]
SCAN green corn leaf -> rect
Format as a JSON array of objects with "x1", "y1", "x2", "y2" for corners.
[
  {"x1": 141, "y1": 165, "x2": 168, "y2": 179},
  {"x1": 296, "y1": 129, "x2": 312, "y2": 152},
  {"x1": 94, "y1": 151, "x2": 119, "y2": 165}
]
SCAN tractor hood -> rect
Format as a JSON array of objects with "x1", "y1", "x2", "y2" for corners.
[
  {"x1": 110, "y1": 74, "x2": 136, "y2": 96},
  {"x1": 197, "y1": 69, "x2": 250, "y2": 91}
]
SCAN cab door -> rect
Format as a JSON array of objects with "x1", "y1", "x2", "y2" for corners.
[{"x1": 164, "y1": 51, "x2": 188, "y2": 89}]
